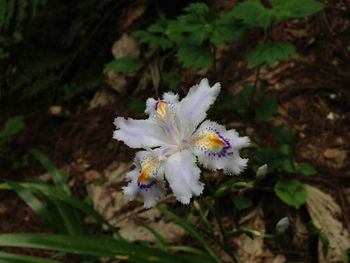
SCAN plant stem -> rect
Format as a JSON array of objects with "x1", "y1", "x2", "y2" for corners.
[{"x1": 249, "y1": 64, "x2": 262, "y2": 108}]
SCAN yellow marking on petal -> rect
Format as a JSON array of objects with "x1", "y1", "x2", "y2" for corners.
[
  {"x1": 156, "y1": 99, "x2": 168, "y2": 118},
  {"x1": 137, "y1": 157, "x2": 160, "y2": 184},
  {"x1": 191, "y1": 131, "x2": 226, "y2": 149}
]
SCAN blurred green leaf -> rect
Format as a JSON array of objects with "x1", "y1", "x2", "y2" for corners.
[
  {"x1": 0, "y1": 233, "x2": 201, "y2": 263},
  {"x1": 295, "y1": 163, "x2": 317, "y2": 176},
  {"x1": 255, "y1": 96, "x2": 278, "y2": 120},
  {"x1": 274, "y1": 179, "x2": 307, "y2": 209},
  {"x1": 3, "y1": 182, "x2": 113, "y2": 230},
  {"x1": 233, "y1": 195, "x2": 253, "y2": 211},
  {"x1": 161, "y1": 72, "x2": 181, "y2": 90},
  {"x1": 132, "y1": 30, "x2": 173, "y2": 50},
  {"x1": 275, "y1": 127, "x2": 298, "y2": 146},
  {"x1": 31, "y1": 148, "x2": 70, "y2": 194},
  {"x1": 103, "y1": 57, "x2": 144, "y2": 73},
  {"x1": 141, "y1": 224, "x2": 168, "y2": 251},
  {"x1": 176, "y1": 45, "x2": 213, "y2": 69},
  {"x1": 231, "y1": 1, "x2": 273, "y2": 29},
  {"x1": 248, "y1": 42, "x2": 296, "y2": 65},
  {"x1": 0, "y1": 116, "x2": 25, "y2": 141},
  {"x1": 270, "y1": 0, "x2": 325, "y2": 19},
  {"x1": 211, "y1": 12, "x2": 246, "y2": 45},
  {"x1": 0, "y1": 251, "x2": 60, "y2": 263},
  {"x1": 307, "y1": 222, "x2": 329, "y2": 256},
  {"x1": 5, "y1": 181, "x2": 61, "y2": 232},
  {"x1": 169, "y1": 246, "x2": 211, "y2": 259},
  {"x1": 158, "y1": 206, "x2": 221, "y2": 263},
  {"x1": 252, "y1": 148, "x2": 286, "y2": 172},
  {"x1": 127, "y1": 97, "x2": 146, "y2": 114}
]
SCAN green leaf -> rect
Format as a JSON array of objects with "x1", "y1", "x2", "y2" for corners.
[
  {"x1": 295, "y1": 163, "x2": 317, "y2": 176},
  {"x1": 176, "y1": 45, "x2": 214, "y2": 69},
  {"x1": 0, "y1": 116, "x2": 25, "y2": 141},
  {"x1": 233, "y1": 196, "x2": 253, "y2": 211},
  {"x1": 3, "y1": 182, "x2": 113, "y2": 230},
  {"x1": 231, "y1": 1, "x2": 273, "y2": 29},
  {"x1": 275, "y1": 127, "x2": 298, "y2": 146},
  {"x1": 274, "y1": 179, "x2": 307, "y2": 209},
  {"x1": 158, "y1": 206, "x2": 221, "y2": 263},
  {"x1": 255, "y1": 96, "x2": 278, "y2": 120},
  {"x1": 161, "y1": 72, "x2": 181, "y2": 90},
  {"x1": 5, "y1": 181, "x2": 62, "y2": 232},
  {"x1": 168, "y1": 246, "x2": 211, "y2": 259},
  {"x1": 127, "y1": 97, "x2": 145, "y2": 114},
  {"x1": 0, "y1": 251, "x2": 60, "y2": 263},
  {"x1": 270, "y1": 0, "x2": 325, "y2": 19},
  {"x1": 132, "y1": 30, "x2": 173, "y2": 50},
  {"x1": 141, "y1": 224, "x2": 168, "y2": 251},
  {"x1": 49, "y1": 197, "x2": 86, "y2": 235},
  {"x1": 252, "y1": 148, "x2": 287, "y2": 172},
  {"x1": 248, "y1": 42, "x2": 296, "y2": 65},
  {"x1": 211, "y1": 12, "x2": 246, "y2": 45},
  {"x1": 103, "y1": 57, "x2": 144, "y2": 73},
  {"x1": 31, "y1": 148, "x2": 70, "y2": 194},
  {"x1": 170, "y1": 3, "x2": 214, "y2": 45},
  {"x1": 0, "y1": 233, "x2": 202, "y2": 263},
  {"x1": 307, "y1": 222, "x2": 329, "y2": 256}
]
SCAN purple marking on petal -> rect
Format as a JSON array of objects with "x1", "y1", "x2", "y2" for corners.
[
  {"x1": 154, "y1": 100, "x2": 160, "y2": 110},
  {"x1": 138, "y1": 179, "x2": 157, "y2": 190},
  {"x1": 207, "y1": 128, "x2": 231, "y2": 158}
]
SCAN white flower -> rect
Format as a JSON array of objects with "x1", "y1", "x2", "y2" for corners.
[{"x1": 114, "y1": 79, "x2": 250, "y2": 207}]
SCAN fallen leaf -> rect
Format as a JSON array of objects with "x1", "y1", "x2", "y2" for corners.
[
  {"x1": 305, "y1": 185, "x2": 350, "y2": 263},
  {"x1": 112, "y1": 34, "x2": 140, "y2": 59},
  {"x1": 89, "y1": 89, "x2": 117, "y2": 109}
]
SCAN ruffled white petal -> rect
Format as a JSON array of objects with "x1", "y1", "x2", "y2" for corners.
[
  {"x1": 164, "y1": 150, "x2": 204, "y2": 204},
  {"x1": 162, "y1": 92, "x2": 179, "y2": 104},
  {"x1": 176, "y1": 79, "x2": 220, "y2": 135},
  {"x1": 123, "y1": 172, "x2": 166, "y2": 208},
  {"x1": 123, "y1": 151, "x2": 166, "y2": 208},
  {"x1": 190, "y1": 120, "x2": 250, "y2": 175},
  {"x1": 113, "y1": 117, "x2": 169, "y2": 148}
]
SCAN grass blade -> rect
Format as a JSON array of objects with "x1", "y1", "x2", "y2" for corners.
[
  {"x1": 157, "y1": 206, "x2": 221, "y2": 263},
  {"x1": 141, "y1": 224, "x2": 168, "y2": 251},
  {"x1": 0, "y1": 252, "x2": 61, "y2": 263},
  {"x1": 5, "y1": 181, "x2": 61, "y2": 232},
  {"x1": 0, "y1": 233, "x2": 210, "y2": 263},
  {"x1": 31, "y1": 148, "x2": 70, "y2": 194}
]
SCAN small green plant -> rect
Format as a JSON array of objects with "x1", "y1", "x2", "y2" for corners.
[
  {"x1": 252, "y1": 127, "x2": 317, "y2": 208},
  {"x1": 0, "y1": 115, "x2": 25, "y2": 141}
]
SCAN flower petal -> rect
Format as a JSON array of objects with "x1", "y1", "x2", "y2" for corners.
[
  {"x1": 145, "y1": 92, "x2": 179, "y2": 117},
  {"x1": 176, "y1": 79, "x2": 220, "y2": 134},
  {"x1": 164, "y1": 150, "x2": 204, "y2": 204},
  {"x1": 123, "y1": 151, "x2": 166, "y2": 208},
  {"x1": 190, "y1": 120, "x2": 250, "y2": 175},
  {"x1": 113, "y1": 117, "x2": 169, "y2": 148}
]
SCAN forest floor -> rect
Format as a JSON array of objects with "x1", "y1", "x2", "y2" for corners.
[{"x1": 1, "y1": 0, "x2": 350, "y2": 262}]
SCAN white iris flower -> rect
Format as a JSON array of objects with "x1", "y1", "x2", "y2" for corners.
[{"x1": 113, "y1": 79, "x2": 250, "y2": 208}]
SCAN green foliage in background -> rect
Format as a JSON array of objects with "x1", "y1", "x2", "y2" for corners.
[{"x1": 0, "y1": 115, "x2": 25, "y2": 141}]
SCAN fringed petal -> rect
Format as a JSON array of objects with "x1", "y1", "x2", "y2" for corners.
[
  {"x1": 123, "y1": 151, "x2": 166, "y2": 208},
  {"x1": 113, "y1": 117, "x2": 169, "y2": 148},
  {"x1": 190, "y1": 120, "x2": 250, "y2": 175},
  {"x1": 176, "y1": 79, "x2": 220, "y2": 135},
  {"x1": 164, "y1": 150, "x2": 204, "y2": 204}
]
